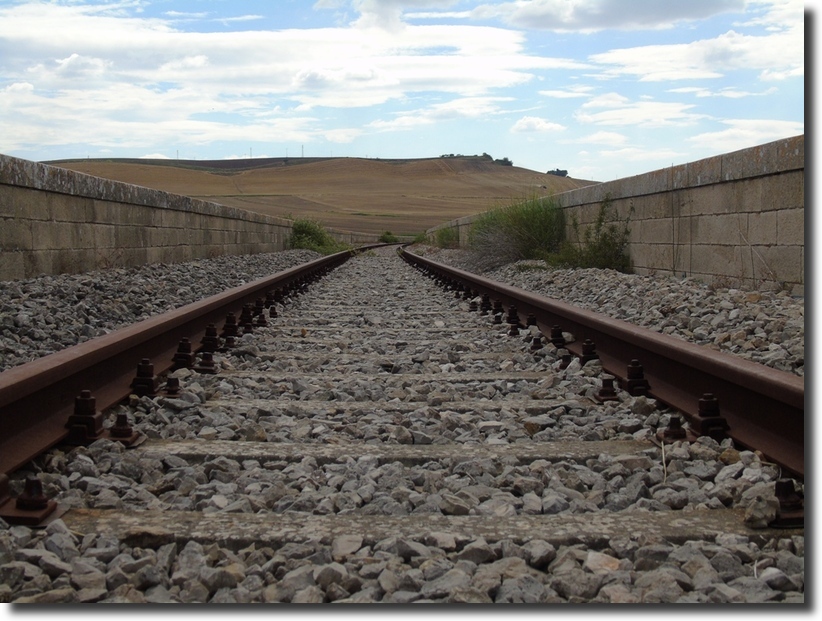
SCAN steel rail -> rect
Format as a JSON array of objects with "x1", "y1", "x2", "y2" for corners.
[
  {"x1": 0, "y1": 250, "x2": 357, "y2": 475},
  {"x1": 400, "y1": 248, "x2": 804, "y2": 478}
]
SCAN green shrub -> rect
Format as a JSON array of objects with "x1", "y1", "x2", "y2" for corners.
[
  {"x1": 412, "y1": 231, "x2": 429, "y2": 244},
  {"x1": 288, "y1": 218, "x2": 349, "y2": 254},
  {"x1": 434, "y1": 227, "x2": 460, "y2": 248},
  {"x1": 467, "y1": 195, "x2": 565, "y2": 270},
  {"x1": 378, "y1": 231, "x2": 399, "y2": 243},
  {"x1": 546, "y1": 195, "x2": 631, "y2": 272}
]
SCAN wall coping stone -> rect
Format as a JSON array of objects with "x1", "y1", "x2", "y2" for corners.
[{"x1": 0, "y1": 154, "x2": 291, "y2": 227}]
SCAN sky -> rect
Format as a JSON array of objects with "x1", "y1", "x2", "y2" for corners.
[{"x1": 0, "y1": 0, "x2": 806, "y2": 180}]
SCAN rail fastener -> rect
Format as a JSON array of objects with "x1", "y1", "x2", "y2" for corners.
[{"x1": 0, "y1": 474, "x2": 58, "y2": 526}]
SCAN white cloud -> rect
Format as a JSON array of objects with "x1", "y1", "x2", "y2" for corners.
[
  {"x1": 510, "y1": 116, "x2": 565, "y2": 133},
  {"x1": 573, "y1": 131, "x2": 628, "y2": 146},
  {"x1": 0, "y1": 0, "x2": 805, "y2": 180},
  {"x1": 596, "y1": 146, "x2": 686, "y2": 162},
  {"x1": 4, "y1": 82, "x2": 35, "y2": 94},
  {"x1": 668, "y1": 86, "x2": 779, "y2": 98},
  {"x1": 581, "y1": 92, "x2": 630, "y2": 108},
  {"x1": 687, "y1": 119, "x2": 804, "y2": 153},
  {"x1": 218, "y1": 15, "x2": 265, "y2": 23},
  {"x1": 471, "y1": 0, "x2": 746, "y2": 32},
  {"x1": 539, "y1": 85, "x2": 595, "y2": 98},
  {"x1": 349, "y1": 0, "x2": 463, "y2": 29},
  {"x1": 737, "y1": 0, "x2": 804, "y2": 30},
  {"x1": 323, "y1": 127, "x2": 362, "y2": 143},
  {"x1": 0, "y1": 0, "x2": 581, "y2": 154},
  {"x1": 369, "y1": 96, "x2": 512, "y2": 131},
  {"x1": 589, "y1": 14, "x2": 803, "y2": 82},
  {"x1": 164, "y1": 11, "x2": 209, "y2": 20},
  {"x1": 406, "y1": 11, "x2": 475, "y2": 19},
  {"x1": 575, "y1": 98, "x2": 708, "y2": 127}
]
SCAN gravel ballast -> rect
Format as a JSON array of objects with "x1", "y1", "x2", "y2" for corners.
[
  {"x1": 0, "y1": 248, "x2": 804, "y2": 604},
  {"x1": 0, "y1": 250, "x2": 322, "y2": 373},
  {"x1": 416, "y1": 246, "x2": 804, "y2": 376}
]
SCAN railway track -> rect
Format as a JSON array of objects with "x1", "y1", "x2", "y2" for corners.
[{"x1": 1, "y1": 246, "x2": 804, "y2": 604}]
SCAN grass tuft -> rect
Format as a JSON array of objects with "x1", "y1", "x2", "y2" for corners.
[
  {"x1": 288, "y1": 218, "x2": 350, "y2": 254},
  {"x1": 434, "y1": 227, "x2": 460, "y2": 248},
  {"x1": 467, "y1": 195, "x2": 565, "y2": 270},
  {"x1": 546, "y1": 194, "x2": 632, "y2": 272}
]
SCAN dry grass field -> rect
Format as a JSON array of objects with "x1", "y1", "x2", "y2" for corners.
[{"x1": 51, "y1": 156, "x2": 596, "y2": 236}]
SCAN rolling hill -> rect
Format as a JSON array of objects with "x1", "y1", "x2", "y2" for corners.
[{"x1": 48, "y1": 156, "x2": 597, "y2": 235}]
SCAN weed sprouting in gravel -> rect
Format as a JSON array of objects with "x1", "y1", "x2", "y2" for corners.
[
  {"x1": 289, "y1": 218, "x2": 350, "y2": 254},
  {"x1": 547, "y1": 194, "x2": 632, "y2": 272},
  {"x1": 466, "y1": 194, "x2": 632, "y2": 273},
  {"x1": 467, "y1": 195, "x2": 565, "y2": 271},
  {"x1": 434, "y1": 227, "x2": 460, "y2": 249}
]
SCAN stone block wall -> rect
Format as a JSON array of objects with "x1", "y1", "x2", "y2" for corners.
[
  {"x1": 429, "y1": 135, "x2": 804, "y2": 295},
  {"x1": 0, "y1": 155, "x2": 379, "y2": 281}
]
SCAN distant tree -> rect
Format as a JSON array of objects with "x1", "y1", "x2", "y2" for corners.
[
  {"x1": 495, "y1": 157, "x2": 513, "y2": 166},
  {"x1": 547, "y1": 168, "x2": 568, "y2": 177}
]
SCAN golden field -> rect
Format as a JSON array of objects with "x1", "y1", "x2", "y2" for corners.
[{"x1": 51, "y1": 156, "x2": 596, "y2": 236}]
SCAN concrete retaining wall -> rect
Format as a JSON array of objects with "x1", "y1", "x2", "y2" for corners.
[
  {"x1": 0, "y1": 155, "x2": 380, "y2": 281},
  {"x1": 428, "y1": 135, "x2": 804, "y2": 295}
]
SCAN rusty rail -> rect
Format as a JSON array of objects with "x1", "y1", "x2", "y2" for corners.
[
  {"x1": 0, "y1": 250, "x2": 356, "y2": 476},
  {"x1": 401, "y1": 248, "x2": 804, "y2": 478}
]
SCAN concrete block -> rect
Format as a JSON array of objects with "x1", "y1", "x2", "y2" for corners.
[
  {"x1": 669, "y1": 188, "x2": 698, "y2": 218},
  {"x1": 690, "y1": 244, "x2": 737, "y2": 277},
  {"x1": 672, "y1": 242, "x2": 691, "y2": 275},
  {"x1": 47, "y1": 194, "x2": 94, "y2": 223},
  {"x1": 720, "y1": 136, "x2": 802, "y2": 181},
  {"x1": 733, "y1": 246, "x2": 757, "y2": 281},
  {"x1": 684, "y1": 154, "x2": 722, "y2": 188},
  {"x1": 159, "y1": 208, "x2": 189, "y2": 228},
  {"x1": 92, "y1": 224, "x2": 117, "y2": 249},
  {"x1": 124, "y1": 205, "x2": 160, "y2": 227},
  {"x1": 145, "y1": 227, "x2": 170, "y2": 247},
  {"x1": 556, "y1": 183, "x2": 609, "y2": 207},
  {"x1": 119, "y1": 247, "x2": 150, "y2": 268},
  {"x1": 92, "y1": 200, "x2": 127, "y2": 225},
  {"x1": 630, "y1": 194, "x2": 669, "y2": 220},
  {"x1": 29, "y1": 220, "x2": 67, "y2": 251},
  {"x1": 632, "y1": 167, "x2": 672, "y2": 196},
  {"x1": 686, "y1": 184, "x2": 732, "y2": 216},
  {"x1": 800, "y1": 247, "x2": 804, "y2": 287},
  {"x1": 775, "y1": 135, "x2": 805, "y2": 173},
  {"x1": 638, "y1": 218, "x2": 673, "y2": 244},
  {"x1": 632, "y1": 242, "x2": 674, "y2": 273},
  {"x1": 754, "y1": 245, "x2": 803, "y2": 285},
  {"x1": 53, "y1": 248, "x2": 96, "y2": 274},
  {"x1": 671, "y1": 163, "x2": 688, "y2": 190},
  {"x1": 145, "y1": 247, "x2": 172, "y2": 265},
  {"x1": 0, "y1": 251, "x2": 25, "y2": 281},
  {"x1": 22, "y1": 250, "x2": 54, "y2": 279},
  {"x1": 672, "y1": 215, "x2": 692, "y2": 245},
  {"x1": 690, "y1": 213, "x2": 747, "y2": 246},
  {"x1": 0, "y1": 186, "x2": 52, "y2": 220},
  {"x1": 722, "y1": 143, "x2": 769, "y2": 181},
  {"x1": 114, "y1": 225, "x2": 148, "y2": 249},
  {"x1": 573, "y1": 202, "x2": 605, "y2": 229},
  {"x1": 761, "y1": 171, "x2": 804, "y2": 211},
  {"x1": 746, "y1": 211, "x2": 777, "y2": 245},
  {"x1": 0, "y1": 218, "x2": 32, "y2": 251},
  {"x1": 733, "y1": 178, "x2": 768, "y2": 214}
]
